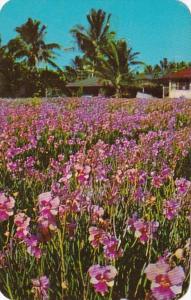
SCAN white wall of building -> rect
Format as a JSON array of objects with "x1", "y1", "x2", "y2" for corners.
[{"x1": 169, "y1": 89, "x2": 191, "y2": 99}]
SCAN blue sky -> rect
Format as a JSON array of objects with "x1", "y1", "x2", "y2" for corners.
[{"x1": 0, "y1": 0, "x2": 191, "y2": 68}]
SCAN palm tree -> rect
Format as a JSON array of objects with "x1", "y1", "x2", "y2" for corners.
[
  {"x1": 96, "y1": 39, "x2": 142, "y2": 97},
  {"x1": 144, "y1": 64, "x2": 161, "y2": 78},
  {"x1": 171, "y1": 61, "x2": 188, "y2": 72},
  {"x1": 64, "y1": 56, "x2": 89, "y2": 82},
  {"x1": 72, "y1": 55, "x2": 95, "y2": 79},
  {"x1": 156, "y1": 57, "x2": 170, "y2": 76},
  {"x1": 12, "y1": 18, "x2": 60, "y2": 69},
  {"x1": 71, "y1": 9, "x2": 115, "y2": 76},
  {"x1": 144, "y1": 60, "x2": 190, "y2": 80}
]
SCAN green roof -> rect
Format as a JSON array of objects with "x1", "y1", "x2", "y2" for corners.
[{"x1": 66, "y1": 77, "x2": 104, "y2": 88}]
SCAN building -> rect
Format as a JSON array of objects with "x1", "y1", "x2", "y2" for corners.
[
  {"x1": 66, "y1": 77, "x2": 105, "y2": 96},
  {"x1": 162, "y1": 68, "x2": 191, "y2": 99}
]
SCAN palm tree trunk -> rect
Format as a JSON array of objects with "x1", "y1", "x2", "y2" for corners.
[{"x1": 115, "y1": 85, "x2": 121, "y2": 98}]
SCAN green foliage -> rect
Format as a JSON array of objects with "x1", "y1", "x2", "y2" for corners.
[
  {"x1": 143, "y1": 58, "x2": 191, "y2": 79},
  {"x1": 96, "y1": 39, "x2": 142, "y2": 96},
  {"x1": 0, "y1": 12, "x2": 191, "y2": 98},
  {"x1": 0, "y1": 18, "x2": 65, "y2": 97},
  {"x1": 71, "y1": 9, "x2": 115, "y2": 77}
]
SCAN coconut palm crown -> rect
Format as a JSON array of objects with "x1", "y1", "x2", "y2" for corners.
[
  {"x1": 71, "y1": 9, "x2": 115, "y2": 76},
  {"x1": 12, "y1": 18, "x2": 60, "y2": 69}
]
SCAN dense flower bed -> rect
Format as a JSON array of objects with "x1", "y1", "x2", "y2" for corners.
[{"x1": 0, "y1": 97, "x2": 190, "y2": 300}]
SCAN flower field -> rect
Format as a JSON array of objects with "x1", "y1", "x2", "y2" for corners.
[{"x1": 0, "y1": 97, "x2": 190, "y2": 300}]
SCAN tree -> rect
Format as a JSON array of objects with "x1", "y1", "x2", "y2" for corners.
[
  {"x1": 0, "y1": 18, "x2": 62, "y2": 97},
  {"x1": 0, "y1": 38, "x2": 27, "y2": 97},
  {"x1": 13, "y1": 18, "x2": 60, "y2": 69},
  {"x1": 144, "y1": 59, "x2": 191, "y2": 80},
  {"x1": 71, "y1": 9, "x2": 115, "y2": 76},
  {"x1": 169, "y1": 61, "x2": 189, "y2": 72},
  {"x1": 144, "y1": 64, "x2": 161, "y2": 79},
  {"x1": 39, "y1": 68, "x2": 66, "y2": 96},
  {"x1": 158, "y1": 57, "x2": 170, "y2": 75},
  {"x1": 96, "y1": 39, "x2": 142, "y2": 97},
  {"x1": 65, "y1": 55, "x2": 94, "y2": 81}
]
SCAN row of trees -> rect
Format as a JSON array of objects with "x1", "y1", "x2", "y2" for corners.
[
  {"x1": 144, "y1": 58, "x2": 191, "y2": 78},
  {"x1": 0, "y1": 9, "x2": 190, "y2": 97}
]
